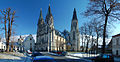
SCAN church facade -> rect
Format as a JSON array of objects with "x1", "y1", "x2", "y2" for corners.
[
  {"x1": 70, "y1": 8, "x2": 80, "y2": 51},
  {"x1": 35, "y1": 5, "x2": 66, "y2": 51},
  {"x1": 35, "y1": 5, "x2": 80, "y2": 52}
]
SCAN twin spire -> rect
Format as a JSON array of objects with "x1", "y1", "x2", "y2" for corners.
[
  {"x1": 38, "y1": 9, "x2": 44, "y2": 25},
  {"x1": 38, "y1": 4, "x2": 52, "y2": 24},
  {"x1": 39, "y1": 8, "x2": 43, "y2": 20},
  {"x1": 39, "y1": 5, "x2": 78, "y2": 25},
  {"x1": 38, "y1": 4, "x2": 52, "y2": 25},
  {"x1": 47, "y1": 4, "x2": 52, "y2": 15}
]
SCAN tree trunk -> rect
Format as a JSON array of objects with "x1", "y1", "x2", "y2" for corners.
[
  {"x1": 102, "y1": 15, "x2": 108, "y2": 54},
  {"x1": 82, "y1": 35, "x2": 84, "y2": 52},
  {"x1": 85, "y1": 38, "x2": 89, "y2": 53},
  {"x1": 6, "y1": 40, "x2": 9, "y2": 52}
]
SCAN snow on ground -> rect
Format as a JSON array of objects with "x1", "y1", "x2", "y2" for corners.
[
  {"x1": 0, "y1": 52, "x2": 32, "y2": 62},
  {"x1": 65, "y1": 55, "x2": 80, "y2": 59},
  {"x1": 68, "y1": 52, "x2": 99, "y2": 58},
  {"x1": 0, "y1": 53, "x2": 21, "y2": 60},
  {"x1": 65, "y1": 54, "x2": 92, "y2": 62}
]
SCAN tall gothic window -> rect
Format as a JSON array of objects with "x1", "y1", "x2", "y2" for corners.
[{"x1": 73, "y1": 31, "x2": 75, "y2": 40}]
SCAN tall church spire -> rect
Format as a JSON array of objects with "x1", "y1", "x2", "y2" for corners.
[
  {"x1": 47, "y1": 4, "x2": 52, "y2": 15},
  {"x1": 38, "y1": 8, "x2": 44, "y2": 25},
  {"x1": 45, "y1": 4, "x2": 53, "y2": 25},
  {"x1": 39, "y1": 8, "x2": 43, "y2": 20},
  {"x1": 72, "y1": 8, "x2": 78, "y2": 20}
]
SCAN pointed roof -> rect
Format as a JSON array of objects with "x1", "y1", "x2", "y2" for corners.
[
  {"x1": 47, "y1": 4, "x2": 52, "y2": 16},
  {"x1": 45, "y1": 4, "x2": 53, "y2": 24},
  {"x1": 39, "y1": 8, "x2": 43, "y2": 20},
  {"x1": 72, "y1": 8, "x2": 78, "y2": 20},
  {"x1": 38, "y1": 8, "x2": 44, "y2": 25}
]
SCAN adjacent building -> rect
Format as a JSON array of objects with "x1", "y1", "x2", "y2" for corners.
[
  {"x1": 23, "y1": 34, "x2": 35, "y2": 52},
  {"x1": 0, "y1": 41, "x2": 6, "y2": 51},
  {"x1": 112, "y1": 33, "x2": 120, "y2": 56}
]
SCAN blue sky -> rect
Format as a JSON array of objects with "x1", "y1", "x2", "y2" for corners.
[{"x1": 0, "y1": 0, "x2": 119, "y2": 36}]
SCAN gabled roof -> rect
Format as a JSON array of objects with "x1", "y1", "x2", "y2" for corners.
[{"x1": 112, "y1": 33, "x2": 120, "y2": 37}]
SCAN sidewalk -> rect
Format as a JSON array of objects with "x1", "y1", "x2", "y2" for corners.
[{"x1": 0, "y1": 52, "x2": 32, "y2": 62}]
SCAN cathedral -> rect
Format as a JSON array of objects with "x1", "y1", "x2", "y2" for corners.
[{"x1": 35, "y1": 5, "x2": 80, "y2": 52}]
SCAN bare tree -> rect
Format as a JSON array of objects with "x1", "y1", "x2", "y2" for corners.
[
  {"x1": 10, "y1": 30, "x2": 16, "y2": 52},
  {"x1": 84, "y1": 0, "x2": 120, "y2": 54},
  {"x1": 91, "y1": 20, "x2": 103, "y2": 53},
  {"x1": 80, "y1": 22, "x2": 94, "y2": 53},
  {"x1": 80, "y1": 26, "x2": 85, "y2": 52},
  {"x1": 86, "y1": 22, "x2": 94, "y2": 53},
  {"x1": 0, "y1": 8, "x2": 16, "y2": 52}
]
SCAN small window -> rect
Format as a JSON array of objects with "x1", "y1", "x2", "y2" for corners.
[
  {"x1": 116, "y1": 38, "x2": 119, "y2": 45},
  {"x1": 30, "y1": 38, "x2": 32, "y2": 40}
]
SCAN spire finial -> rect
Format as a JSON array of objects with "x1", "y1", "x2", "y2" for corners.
[
  {"x1": 49, "y1": 3, "x2": 50, "y2": 6},
  {"x1": 40, "y1": 8, "x2": 42, "y2": 11},
  {"x1": 47, "y1": 4, "x2": 52, "y2": 15},
  {"x1": 39, "y1": 8, "x2": 43, "y2": 20}
]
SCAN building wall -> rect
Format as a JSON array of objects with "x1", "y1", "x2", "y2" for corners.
[
  {"x1": 54, "y1": 35, "x2": 66, "y2": 51},
  {"x1": 23, "y1": 35, "x2": 35, "y2": 52},
  {"x1": 112, "y1": 36, "x2": 120, "y2": 55},
  {"x1": 0, "y1": 42, "x2": 6, "y2": 50}
]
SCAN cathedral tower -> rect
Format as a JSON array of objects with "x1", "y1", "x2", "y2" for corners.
[
  {"x1": 70, "y1": 8, "x2": 80, "y2": 51},
  {"x1": 45, "y1": 4, "x2": 55, "y2": 51},
  {"x1": 37, "y1": 9, "x2": 45, "y2": 40},
  {"x1": 45, "y1": 4, "x2": 54, "y2": 29}
]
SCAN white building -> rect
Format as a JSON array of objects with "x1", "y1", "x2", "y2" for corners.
[
  {"x1": 23, "y1": 34, "x2": 35, "y2": 52},
  {"x1": 0, "y1": 41, "x2": 6, "y2": 51},
  {"x1": 112, "y1": 33, "x2": 120, "y2": 56},
  {"x1": 17, "y1": 36, "x2": 24, "y2": 52}
]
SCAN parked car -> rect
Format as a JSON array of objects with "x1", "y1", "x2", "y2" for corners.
[
  {"x1": 51, "y1": 51, "x2": 57, "y2": 53},
  {"x1": 61, "y1": 51, "x2": 67, "y2": 56},
  {"x1": 26, "y1": 50, "x2": 32, "y2": 54},
  {"x1": 32, "y1": 52, "x2": 43, "y2": 57},
  {"x1": 51, "y1": 51, "x2": 67, "y2": 56},
  {"x1": 91, "y1": 54, "x2": 114, "y2": 62},
  {"x1": 33, "y1": 56, "x2": 56, "y2": 62}
]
